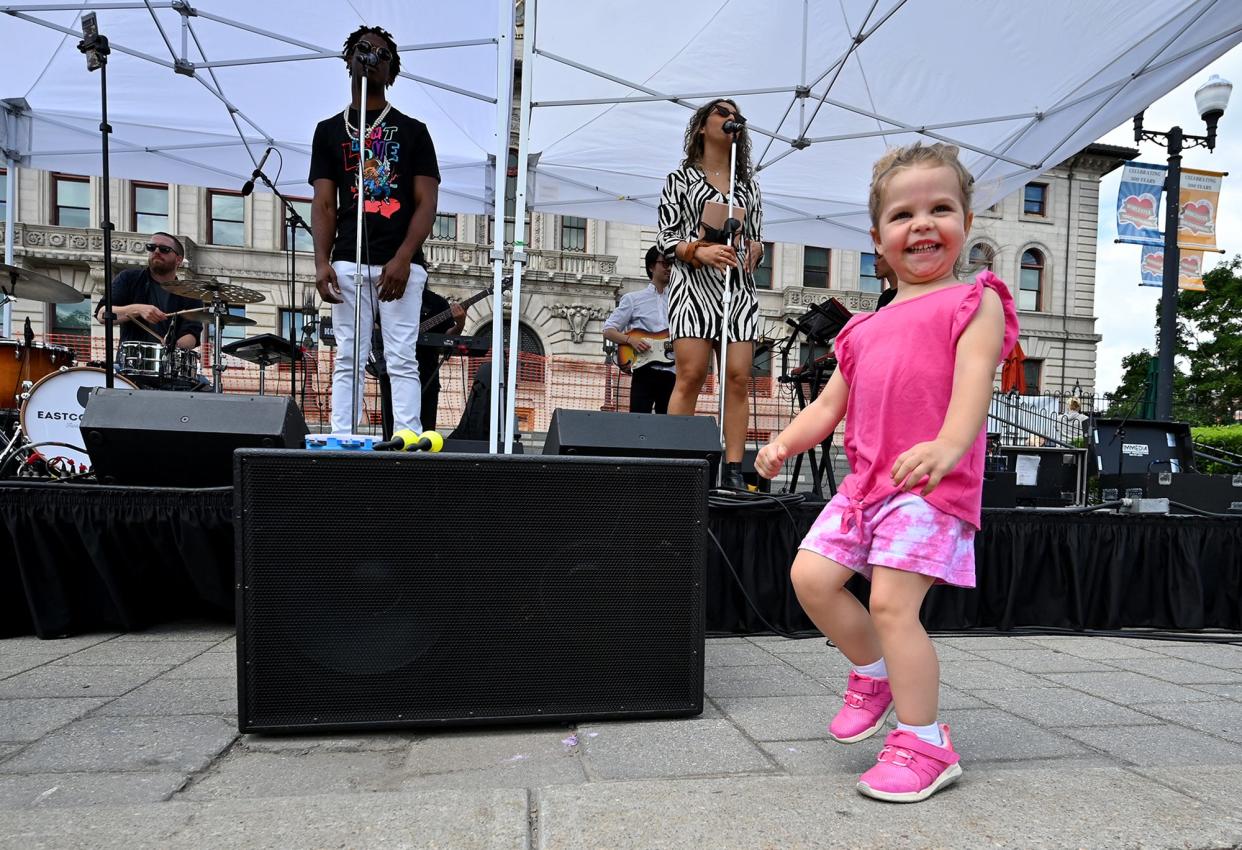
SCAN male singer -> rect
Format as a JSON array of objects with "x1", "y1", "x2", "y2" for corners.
[{"x1": 309, "y1": 25, "x2": 440, "y2": 433}]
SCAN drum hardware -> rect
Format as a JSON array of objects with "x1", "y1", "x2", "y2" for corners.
[
  {"x1": 160, "y1": 279, "x2": 265, "y2": 394},
  {"x1": 222, "y1": 334, "x2": 300, "y2": 396}
]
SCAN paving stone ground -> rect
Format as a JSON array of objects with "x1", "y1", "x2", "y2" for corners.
[{"x1": 2, "y1": 623, "x2": 1241, "y2": 849}]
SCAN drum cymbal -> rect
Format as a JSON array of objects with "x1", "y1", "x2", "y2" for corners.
[
  {"x1": 162, "y1": 279, "x2": 266, "y2": 304},
  {"x1": 178, "y1": 309, "x2": 258, "y2": 327},
  {"x1": 0, "y1": 263, "x2": 89, "y2": 304}
]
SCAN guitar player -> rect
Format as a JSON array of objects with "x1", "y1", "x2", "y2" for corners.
[{"x1": 602, "y1": 245, "x2": 676, "y2": 414}]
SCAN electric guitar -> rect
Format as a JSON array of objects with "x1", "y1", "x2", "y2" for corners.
[
  {"x1": 419, "y1": 282, "x2": 503, "y2": 334},
  {"x1": 617, "y1": 329, "x2": 674, "y2": 374}
]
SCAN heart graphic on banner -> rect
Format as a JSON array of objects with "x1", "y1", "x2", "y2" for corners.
[
  {"x1": 1142, "y1": 251, "x2": 1164, "y2": 274},
  {"x1": 1179, "y1": 254, "x2": 1202, "y2": 276},
  {"x1": 1180, "y1": 199, "x2": 1215, "y2": 235},
  {"x1": 1119, "y1": 193, "x2": 1158, "y2": 229}
]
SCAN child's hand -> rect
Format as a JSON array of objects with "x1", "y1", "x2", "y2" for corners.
[
  {"x1": 754, "y1": 441, "x2": 789, "y2": 479},
  {"x1": 890, "y1": 438, "x2": 966, "y2": 496}
]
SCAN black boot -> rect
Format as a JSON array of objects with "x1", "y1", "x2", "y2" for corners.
[{"x1": 722, "y1": 461, "x2": 747, "y2": 490}]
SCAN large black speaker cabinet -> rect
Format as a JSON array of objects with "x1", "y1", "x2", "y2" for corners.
[
  {"x1": 1089, "y1": 418, "x2": 1194, "y2": 476},
  {"x1": 543, "y1": 409, "x2": 722, "y2": 483},
  {"x1": 1100, "y1": 472, "x2": 1242, "y2": 514},
  {"x1": 235, "y1": 450, "x2": 707, "y2": 733},
  {"x1": 81, "y1": 389, "x2": 307, "y2": 487}
]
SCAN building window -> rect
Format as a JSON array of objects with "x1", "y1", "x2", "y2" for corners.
[
  {"x1": 560, "y1": 216, "x2": 587, "y2": 252},
  {"x1": 0, "y1": 169, "x2": 7, "y2": 222},
  {"x1": 278, "y1": 308, "x2": 317, "y2": 348},
  {"x1": 1023, "y1": 183, "x2": 1047, "y2": 217},
  {"x1": 1019, "y1": 249, "x2": 1044, "y2": 311},
  {"x1": 281, "y1": 199, "x2": 314, "y2": 253},
  {"x1": 208, "y1": 304, "x2": 247, "y2": 345},
  {"x1": 752, "y1": 241, "x2": 775, "y2": 289},
  {"x1": 803, "y1": 246, "x2": 830, "y2": 288},
  {"x1": 1023, "y1": 358, "x2": 1043, "y2": 394},
  {"x1": 53, "y1": 175, "x2": 91, "y2": 227},
  {"x1": 50, "y1": 300, "x2": 93, "y2": 360},
  {"x1": 431, "y1": 213, "x2": 457, "y2": 241},
  {"x1": 858, "y1": 252, "x2": 881, "y2": 293},
  {"x1": 131, "y1": 182, "x2": 168, "y2": 233},
  {"x1": 208, "y1": 190, "x2": 245, "y2": 246},
  {"x1": 968, "y1": 243, "x2": 995, "y2": 281}
]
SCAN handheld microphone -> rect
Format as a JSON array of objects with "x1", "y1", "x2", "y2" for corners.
[
  {"x1": 375, "y1": 429, "x2": 444, "y2": 452},
  {"x1": 722, "y1": 117, "x2": 747, "y2": 134},
  {"x1": 240, "y1": 146, "x2": 273, "y2": 197}
]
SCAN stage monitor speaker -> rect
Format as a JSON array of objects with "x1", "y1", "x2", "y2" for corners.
[
  {"x1": 1099, "y1": 472, "x2": 1242, "y2": 515},
  {"x1": 82, "y1": 389, "x2": 307, "y2": 487},
  {"x1": 982, "y1": 470, "x2": 1018, "y2": 509},
  {"x1": 1089, "y1": 418, "x2": 1194, "y2": 476},
  {"x1": 542, "y1": 409, "x2": 721, "y2": 483},
  {"x1": 235, "y1": 450, "x2": 707, "y2": 733},
  {"x1": 996, "y1": 446, "x2": 1086, "y2": 507}
]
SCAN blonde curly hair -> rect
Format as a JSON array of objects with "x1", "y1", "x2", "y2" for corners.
[{"x1": 868, "y1": 142, "x2": 974, "y2": 228}]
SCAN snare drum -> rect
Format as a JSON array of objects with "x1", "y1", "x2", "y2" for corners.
[
  {"x1": 19, "y1": 367, "x2": 137, "y2": 471},
  {"x1": 119, "y1": 341, "x2": 202, "y2": 384},
  {"x1": 0, "y1": 339, "x2": 75, "y2": 410},
  {"x1": 118, "y1": 341, "x2": 166, "y2": 377}
]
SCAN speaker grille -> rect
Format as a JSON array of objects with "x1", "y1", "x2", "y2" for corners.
[{"x1": 236, "y1": 450, "x2": 706, "y2": 731}]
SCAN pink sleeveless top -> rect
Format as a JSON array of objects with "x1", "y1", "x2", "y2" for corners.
[{"x1": 832, "y1": 271, "x2": 1019, "y2": 529}]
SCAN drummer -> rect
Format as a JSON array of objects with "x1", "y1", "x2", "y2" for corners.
[{"x1": 94, "y1": 232, "x2": 203, "y2": 350}]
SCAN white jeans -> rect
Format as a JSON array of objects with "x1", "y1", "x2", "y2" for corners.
[{"x1": 330, "y1": 260, "x2": 426, "y2": 434}]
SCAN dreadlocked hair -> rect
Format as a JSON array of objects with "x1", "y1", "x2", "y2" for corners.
[{"x1": 342, "y1": 25, "x2": 401, "y2": 84}]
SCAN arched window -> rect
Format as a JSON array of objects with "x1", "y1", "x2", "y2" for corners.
[
  {"x1": 967, "y1": 243, "x2": 995, "y2": 280},
  {"x1": 473, "y1": 321, "x2": 546, "y2": 383},
  {"x1": 1019, "y1": 249, "x2": 1044, "y2": 311}
]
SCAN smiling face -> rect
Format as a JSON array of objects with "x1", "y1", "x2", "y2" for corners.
[{"x1": 870, "y1": 164, "x2": 973, "y2": 288}]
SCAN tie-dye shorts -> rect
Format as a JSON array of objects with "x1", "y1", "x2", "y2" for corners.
[{"x1": 799, "y1": 490, "x2": 976, "y2": 588}]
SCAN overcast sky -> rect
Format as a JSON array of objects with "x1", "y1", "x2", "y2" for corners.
[{"x1": 1092, "y1": 46, "x2": 1242, "y2": 396}]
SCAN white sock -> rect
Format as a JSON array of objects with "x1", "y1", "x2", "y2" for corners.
[
  {"x1": 853, "y1": 658, "x2": 888, "y2": 679},
  {"x1": 897, "y1": 721, "x2": 943, "y2": 747}
]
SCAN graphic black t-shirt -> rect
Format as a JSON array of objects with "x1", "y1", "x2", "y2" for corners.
[
  {"x1": 98, "y1": 268, "x2": 204, "y2": 347},
  {"x1": 308, "y1": 105, "x2": 441, "y2": 267}
]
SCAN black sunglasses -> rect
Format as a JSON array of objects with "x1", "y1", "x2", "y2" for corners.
[
  {"x1": 713, "y1": 104, "x2": 739, "y2": 120},
  {"x1": 354, "y1": 42, "x2": 393, "y2": 62},
  {"x1": 144, "y1": 242, "x2": 179, "y2": 255}
]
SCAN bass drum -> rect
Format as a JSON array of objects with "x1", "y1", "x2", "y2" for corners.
[{"x1": 19, "y1": 368, "x2": 137, "y2": 472}]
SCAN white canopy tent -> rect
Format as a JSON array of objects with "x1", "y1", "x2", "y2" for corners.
[
  {"x1": 0, "y1": 0, "x2": 515, "y2": 447},
  {"x1": 522, "y1": 0, "x2": 1242, "y2": 248}
]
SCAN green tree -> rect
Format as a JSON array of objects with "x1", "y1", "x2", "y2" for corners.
[
  {"x1": 1104, "y1": 350, "x2": 1158, "y2": 419},
  {"x1": 1175, "y1": 256, "x2": 1242, "y2": 424}
]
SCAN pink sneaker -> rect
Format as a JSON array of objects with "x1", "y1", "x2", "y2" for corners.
[
  {"x1": 856, "y1": 724, "x2": 962, "y2": 803},
  {"x1": 828, "y1": 670, "x2": 894, "y2": 743}
]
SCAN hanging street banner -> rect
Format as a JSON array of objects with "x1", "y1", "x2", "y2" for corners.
[
  {"x1": 1138, "y1": 245, "x2": 1207, "y2": 291},
  {"x1": 1177, "y1": 168, "x2": 1225, "y2": 252},
  {"x1": 1116, "y1": 162, "x2": 1167, "y2": 246}
]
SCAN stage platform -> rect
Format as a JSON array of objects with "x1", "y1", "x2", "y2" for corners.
[{"x1": 4, "y1": 479, "x2": 1240, "y2": 639}]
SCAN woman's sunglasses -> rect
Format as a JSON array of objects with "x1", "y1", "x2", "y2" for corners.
[
  {"x1": 354, "y1": 42, "x2": 393, "y2": 62},
  {"x1": 713, "y1": 104, "x2": 740, "y2": 120}
]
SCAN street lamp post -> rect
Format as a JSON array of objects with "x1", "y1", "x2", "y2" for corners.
[{"x1": 1133, "y1": 74, "x2": 1232, "y2": 421}]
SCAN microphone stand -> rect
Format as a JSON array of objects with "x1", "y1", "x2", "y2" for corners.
[
  {"x1": 349, "y1": 63, "x2": 375, "y2": 434},
  {"x1": 77, "y1": 16, "x2": 115, "y2": 388},
  {"x1": 248, "y1": 166, "x2": 311, "y2": 408},
  {"x1": 712, "y1": 126, "x2": 746, "y2": 487}
]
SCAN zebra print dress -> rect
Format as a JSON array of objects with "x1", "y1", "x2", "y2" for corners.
[{"x1": 657, "y1": 166, "x2": 763, "y2": 343}]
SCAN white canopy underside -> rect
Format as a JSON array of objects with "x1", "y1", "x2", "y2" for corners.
[
  {"x1": 1, "y1": 1, "x2": 507, "y2": 213},
  {"x1": 524, "y1": 0, "x2": 1242, "y2": 248}
]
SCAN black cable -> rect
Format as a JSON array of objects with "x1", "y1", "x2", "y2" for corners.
[
  {"x1": 707, "y1": 528, "x2": 810, "y2": 639},
  {"x1": 932, "y1": 626, "x2": 1241, "y2": 645},
  {"x1": 1167, "y1": 500, "x2": 1242, "y2": 519}
]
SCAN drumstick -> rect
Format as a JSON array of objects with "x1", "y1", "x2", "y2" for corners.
[{"x1": 129, "y1": 316, "x2": 165, "y2": 344}]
